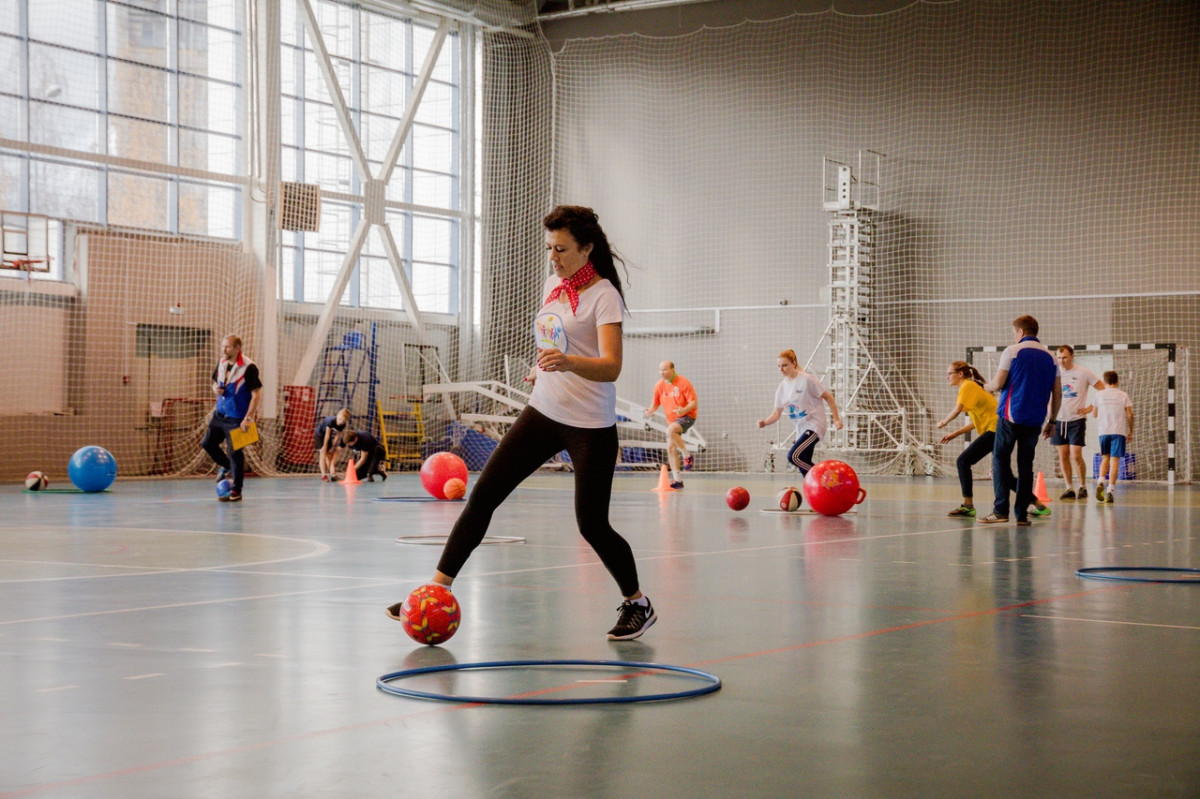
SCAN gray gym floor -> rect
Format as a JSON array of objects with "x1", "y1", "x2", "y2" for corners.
[{"x1": 2, "y1": 472, "x2": 1199, "y2": 798}]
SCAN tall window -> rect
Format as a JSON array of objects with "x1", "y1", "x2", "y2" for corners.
[
  {"x1": 0, "y1": 0, "x2": 243, "y2": 239},
  {"x1": 280, "y1": 1, "x2": 462, "y2": 314}
]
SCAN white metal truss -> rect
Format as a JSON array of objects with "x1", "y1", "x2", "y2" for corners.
[
  {"x1": 424, "y1": 380, "x2": 707, "y2": 467},
  {"x1": 804, "y1": 153, "x2": 938, "y2": 475},
  {"x1": 289, "y1": 0, "x2": 451, "y2": 388}
]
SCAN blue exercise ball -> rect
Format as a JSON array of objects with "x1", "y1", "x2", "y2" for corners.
[
  {"x1": 216, "y1": 478, "x2": 233, "y2": 498},
  {"x1": 68, "y1": 445, "x2": 118, "y2": 492}
]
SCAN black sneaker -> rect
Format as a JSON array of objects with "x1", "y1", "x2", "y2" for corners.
[
  {"x1": 1077, "y1": 487, "x2": 1088, "y2": 500},
  {"x1": 607, "y1": 598, "x2": 657, "y2": 641},
  {"x1": 228, "y1": 490, "x2": 242, "y2": 502},
  {"x1": 1059, "y1": 489, "x2": 1076, "y2": 500},
  {"x1": 669, "y1": 480, "x2": 684, "y2": 489}
]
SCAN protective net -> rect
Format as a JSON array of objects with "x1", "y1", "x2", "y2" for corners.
[
  {"x1": 541, "y1": 0, "x2": 1198, "y2": 482},
  {"x1": 1, "y1": 0, "x2": 1196, "y2": 486}
]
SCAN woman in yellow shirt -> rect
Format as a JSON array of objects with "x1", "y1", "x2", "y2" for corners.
[{"x1": 936, "y1": 361, "x2": 1050, "y2": 519}]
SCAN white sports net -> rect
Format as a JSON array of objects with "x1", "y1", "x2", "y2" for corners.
[{"x1": 1, "y1": 0, "x2": 1196, "y2": 486}]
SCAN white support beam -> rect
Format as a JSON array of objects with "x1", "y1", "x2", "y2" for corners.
[
  {"x1": 289, "y1": 217, "x2": 373, "y2": 387},
  {"x1": 298, "y1": 0, "x2": 373, "y2": 183},
  {"x1": 250, "y1": 0, "x2": 282, "y2": 418},
  {"x1": 376, "y1": 222, "x2": 425, "y2": 337},
  {"x1": 380, "y1": 19, "x2": 450, "y2": 185}
]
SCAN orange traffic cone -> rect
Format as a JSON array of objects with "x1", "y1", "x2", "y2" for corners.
[
  {"x1": 1034, "y1": 471, "x2": 1050, "y2": 504},
  {"x1": 343, "y1": 458, "x2": 362, "y2": 485},
  {"x1": 651, "y1": 463, "x2": 675, "y2": 492}
]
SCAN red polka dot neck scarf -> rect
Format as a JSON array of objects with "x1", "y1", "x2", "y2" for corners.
[{"x1": 545, "y1": 262, "x2": 597, "y2": 316}]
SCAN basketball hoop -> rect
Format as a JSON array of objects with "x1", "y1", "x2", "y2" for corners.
[{"x1": 2, "y1": 258, "x2": 48, "y2": 273}]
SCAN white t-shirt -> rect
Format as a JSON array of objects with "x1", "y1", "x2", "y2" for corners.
[
  {"x1": 1056, "y1": 364, "x2": 1101, "y2": 422},
  {"x1": 774, "y1": 372, "x2": 830, "y2": 439},
  {"x1": 528, "y1": 275, "x2": 625, "y2": 429},
  {"x1": 1093, "y1": 387, "x2": 1132, "y2": 437}
]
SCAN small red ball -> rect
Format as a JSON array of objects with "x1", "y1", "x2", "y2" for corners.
[{"x1": 725, "y1": 486, "x2": 750, "y2": 511}]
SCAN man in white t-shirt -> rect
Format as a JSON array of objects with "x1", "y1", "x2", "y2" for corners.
[
  {"x1": 1091, "y1": 370, "x2": 1134, "y2": 504},
  {"x1": 1051, "y1": 346, "x2": 1104, "y2": 500}
]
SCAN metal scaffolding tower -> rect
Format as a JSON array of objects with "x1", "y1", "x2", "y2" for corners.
[{"x1": 803, "y1": 152, "x2": 939, "y2": 474}]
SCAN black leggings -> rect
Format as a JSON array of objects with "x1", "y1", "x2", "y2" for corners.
[
  {"x1": 956, "y1": 431, "x2": 995, "y2": 499},
  {"x1": 436, "y1": 406, "x2": 640, "y2": 598}
]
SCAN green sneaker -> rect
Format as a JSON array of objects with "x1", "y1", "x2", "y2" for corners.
[
  {"x1": 1030, "y1": 505, "x2": 1052, "y2": 518},
  {"x1": 1105, "y1": 489, "x2": 1114, "y2": 505},
  {"x1": 948, "y1": 505, "x2": 977, "y2": 517},
  {"x1": 1095, "y1": 484, "x2": 1106, "y2": 502}
]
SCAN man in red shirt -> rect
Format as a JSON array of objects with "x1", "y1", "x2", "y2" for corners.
[{"x1": 645, "y1": 361, "x2": 698, "y2": 489}]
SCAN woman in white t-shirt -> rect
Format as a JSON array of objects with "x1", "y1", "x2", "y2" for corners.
[
  {"x1": 388, "y1": 206, "x2": 656, "y2": 642},
  {"x1": 757, "y1": 349, "x2": 843, "y2": 500}
]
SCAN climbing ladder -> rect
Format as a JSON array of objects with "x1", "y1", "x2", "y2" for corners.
[
  {"x1": 316, "y1": 324, "x2": 379, "y2": 436},
  {"x1": 377, "y1": 396, "x2": 426, "y2": 469}
]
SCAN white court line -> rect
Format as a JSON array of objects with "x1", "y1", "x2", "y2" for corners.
[
  {"x1": 464, "y1": 525, "x2": 991, "y2": 581},
  {"x1": 124, "y1": 673, "x2": 164, "y2": 680},
  {"x1": 0, "y1": 579, "x2": 400, "y2": 626},
  {"x1": 0, "y1": 558, "x2": 181, "y2": 573},
  {"x1": 36, "y1": 685, "x2": 78, "y2": 693},
  {"x1": 0, "y1": 529, "x2": 332, "y2": 585},
  {"x1": 1, "y1": 524, "x2": 973, "y2": 625},
  {"x1": 1021, "y1": 613, "x2": 1200, "y2": 632},
  {"x1": 0, "y1": 522, "x2": 1085, "y2": 628}
]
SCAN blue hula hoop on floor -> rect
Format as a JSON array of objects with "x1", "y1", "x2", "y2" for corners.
[
  {"x1": 1076, "y1": 566, "x2": 1200, "y2": 584},
  {"x1": 377, "y1": 659, "x2": 722, "y2": 705}
]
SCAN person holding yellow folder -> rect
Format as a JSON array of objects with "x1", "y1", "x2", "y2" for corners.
[{"x1": 202, "y1": 335, "x2": 262, "y2": 502}]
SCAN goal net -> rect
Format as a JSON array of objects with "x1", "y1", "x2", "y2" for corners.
[{"x1": 969, "y1": 344, "x2": 1190, "y2": 486}]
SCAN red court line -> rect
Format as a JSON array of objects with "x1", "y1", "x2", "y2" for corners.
[
  {"x1": 0, "y1": 583, "x2": 1126, "y2": 799},
  {"x1": 688, "y1": 585, "x2": 1128, "y2": 670}
]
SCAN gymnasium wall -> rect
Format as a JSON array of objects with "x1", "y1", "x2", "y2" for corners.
[{"x1": 533, "y1": 0, "x2": 1199, "y2": 479}]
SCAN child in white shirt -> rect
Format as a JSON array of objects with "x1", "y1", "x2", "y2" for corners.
[{"x1": 1091, "y1": 371, "x2": 1134, "y2": 503}]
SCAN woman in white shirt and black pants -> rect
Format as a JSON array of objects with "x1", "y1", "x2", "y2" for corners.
[{"x1": 388, "y1": 205, "x2": 655, "y2": 641}]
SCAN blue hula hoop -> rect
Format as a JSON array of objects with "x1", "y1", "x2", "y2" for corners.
[
  {"x1": 1076, "y1": 566, "x2": 1200, "y2": 584},
  {"x1": 373, "y1": 496, "x2": 461, "y2": 503},
  {"x1": 377, "y1": 659, "x2": 722, "y2": 705}
]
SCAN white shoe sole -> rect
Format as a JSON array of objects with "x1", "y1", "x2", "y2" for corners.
[{"x1": 607, "y1": 611, "x2": 657, "y2": 641}]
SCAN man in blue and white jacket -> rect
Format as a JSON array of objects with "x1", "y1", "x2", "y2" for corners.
[
  {"x1": 980, "y1": 315, "x2": 1061, "y2": 526},
  {"x1": 202, "y1": 335, "x2": 263, "y2": 502}
]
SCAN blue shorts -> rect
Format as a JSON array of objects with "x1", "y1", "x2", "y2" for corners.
[
  {"x1": 672, "y1": 415, "x2": 696, "y2": 433},
  {"x1": 1050, "y1": 418, "x2": 1087, "y2": 447},
  {"x1": 1098, "y1": 435, "x2": 1126, "y2": 458}
]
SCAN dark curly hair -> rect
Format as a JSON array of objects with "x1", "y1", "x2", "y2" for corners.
[{"x1": 543, "y1": 205, "x2": 625, "y2": 302}]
